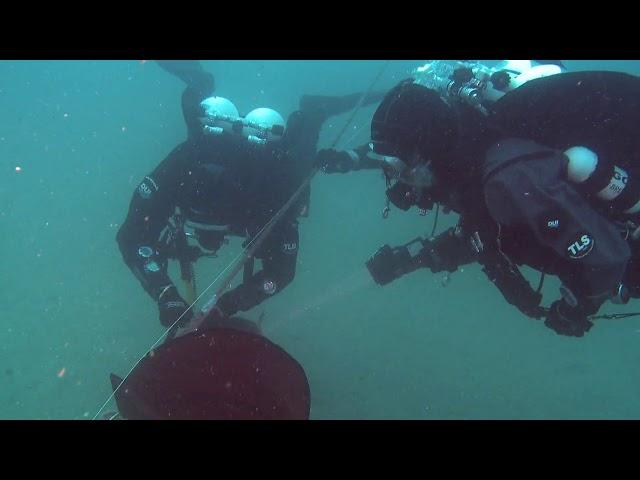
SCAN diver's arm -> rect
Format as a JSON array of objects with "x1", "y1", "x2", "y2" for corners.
[
  {"x1": 315, "y1": 143, "x2": 386, "y2": 173},
  {"x1": 299, "y1": 90, "x2": 387, "y2": 119},
  {"x1": 215, "y1": 219, "x2": 299, "y2": 316},
  {"x1": 116, "y1": 143, "x2": 191, "y2": 301},
  {"x1": 291, "y1": 87, "x2": 388, "y2": 166}
]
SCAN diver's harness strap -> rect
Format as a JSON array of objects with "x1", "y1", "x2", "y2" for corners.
[{"x1": 157, "y1": 210, "x2": 223, "y2": 302}]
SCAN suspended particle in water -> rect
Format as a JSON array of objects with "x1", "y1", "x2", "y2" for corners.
[
  {"x1": 57, "y1": 367, "x2": 66, "y2": 378},
  {"x1": 15, "y1": 166, "x2": 21, "y2": 173}
]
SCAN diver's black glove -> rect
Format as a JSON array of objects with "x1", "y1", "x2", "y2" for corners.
[
  {"x1": 198, "y1": 304, "x2": 228, "y2": 330},
  {"x1": 314, "y1": 149, "x2": 355, "y2": 173},
  {"x1": 214, "y1": 292, "x2": 237, "y2": 318},
  {"x1": 366, "y1": 239, "x2": 426, "y2": 286},
  {"x1": 158, "y1": 286, "x2": 193, "y2": 328},
  {"x1": 544, "y1": 300, "x2": 594, "y2": 337}
]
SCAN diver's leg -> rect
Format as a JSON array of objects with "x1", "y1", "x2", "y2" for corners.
[
  {"x1": 155, "y1": 61, "x2": 216, "y2": 139},
  {"x1": 155, "y1": 61, "x2": 215, "y2": 96},
  {"x1": 181, "y1": 87, "x2": 208, "y2": 139},
  {"x1": 299, "y1": 90, "x2": 387, "y2": 119}
]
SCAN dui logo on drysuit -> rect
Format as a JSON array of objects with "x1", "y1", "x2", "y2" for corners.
[
  {"x1": 539, "y1": 209, "x2": 568, "y2": 239},
  {"x1": 138, "y1": 176, "x2": 158, "y2": 200},
  {"x1": 567, "y1": 233, "x2": 594, "y2": 259}
]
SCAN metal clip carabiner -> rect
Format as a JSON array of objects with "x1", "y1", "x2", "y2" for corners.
[
  {"x1": 382, "y1": 197, "x2": 390, "y2": 219},
  {"x1": 470, "y1": 231, "x2": 484, "y2": 253}
]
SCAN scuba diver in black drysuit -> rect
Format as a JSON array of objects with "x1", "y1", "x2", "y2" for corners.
[
  {"x1": 117, "y1": 60, "x2": 386, "y2": 331},
  {"x1": 315, "y1": 61, "x2": 640, "y2": 337}
]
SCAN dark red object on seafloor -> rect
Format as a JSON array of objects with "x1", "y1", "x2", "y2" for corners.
[{"x1": 110, "y1": 320, "x2": 310, "y2": 420}]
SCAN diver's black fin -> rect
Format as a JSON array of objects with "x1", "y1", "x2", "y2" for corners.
[{"x1": 533, "y1": 60, "x2": 567, "y2": 70}]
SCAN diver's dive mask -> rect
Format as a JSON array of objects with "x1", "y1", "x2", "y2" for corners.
[
  {"x1": 399, "y1": 162, "x2": 434, "y2": 189},
  {"x1": 368, "y1": 142, "x2": 434, "y2": 187},
  {"x1": 368, "y1": 144, "x2": 435, "y2": 211}
]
